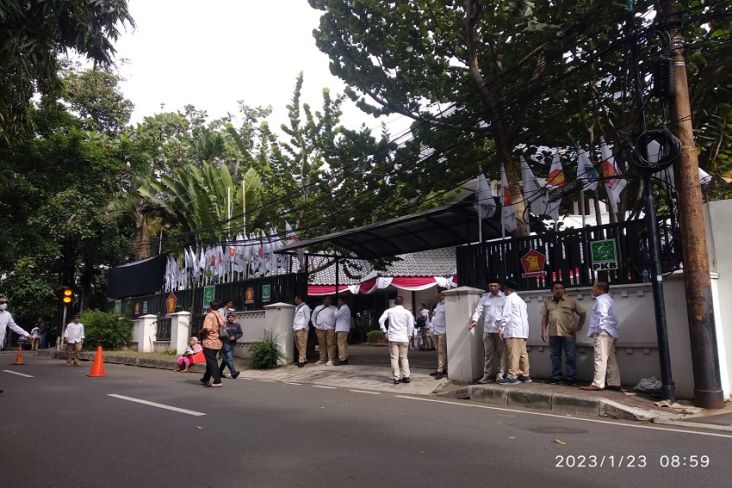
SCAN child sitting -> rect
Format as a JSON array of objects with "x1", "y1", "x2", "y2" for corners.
[{"x1": 177, "y1": 337, "x2": 203, "y2": 373}]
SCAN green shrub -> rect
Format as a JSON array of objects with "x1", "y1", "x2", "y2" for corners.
[
  {"x1": 248, "y1": 330, "x2": 284, "y2": 369},
  {"x1": 79, "y1": 309, "x2": 132, "y2": 350},
  {"x1": 367, "y1": 330, "x2": 385, "y2": 344},
  {"x1": 162, "y1": 348, "x2": 177, "y2": 356}
]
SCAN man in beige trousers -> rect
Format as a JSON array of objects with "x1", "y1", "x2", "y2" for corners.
[{"x1": 581, "y1": 282, "x2": 621, "y2": 391}]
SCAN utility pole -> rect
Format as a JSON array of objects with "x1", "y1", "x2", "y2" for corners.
[{"x1": 660, "y1": 0, "x2": 724, "y2": 408}]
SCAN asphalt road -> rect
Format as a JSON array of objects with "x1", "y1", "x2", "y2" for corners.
[{"x1": 1, "y1": 352, "x2": 730, "y2": 488}]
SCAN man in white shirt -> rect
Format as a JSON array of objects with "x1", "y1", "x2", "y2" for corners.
[
  {"x1": 469, "y1": 280, "x2": 506, "y2": 383},
  {"x1": 0, "y1": 295, "x2": 32, "y2": 394},
  {"x1": 430, "y1": 288, "x2": 448, "y2": 380},
  {"x1": 498, "y1": 280, "x2": 531, "y2": 385},
  {"x1": 292, "y1": 295, "x2": 311, "y2": 368},
  {"x1": 581, "y1": 282, "x2": 621, "y2": 391},
  {"x1": 334, "y1": 297, "x2": 351, "y2": 365},
  {"x1": 63, "y1": 314, "x2": 85, "y2": 366},
  {"x1": 379, "y1": 296, "x2": 415, "y2": 384},
  {"x1": 311, "y1": 296, "x2": 337, "y2": 366}
]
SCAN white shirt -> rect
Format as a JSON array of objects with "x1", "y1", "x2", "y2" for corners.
[
  {"x1": 588, "y1": 293, "x2": 619, "y2": 338},
  {"x1": 499, "y1": 292, "x2": 529, "y2": 339},
  {"x1": 471, "y1": 291, "x2": 506, "y2": 334},
  {"x1": 64, "y1": 322, "x2": 85, "y2": 343},
  {"x1": 292, "y1": 303, "x2": 311, "y2": 331},
  {"x1": 0, "y1": 310, "x2": 30, "y2": 348},
  {"x1": 335, "y1": 305, "x2": 351, "y2": 333},
  {"x1": 431, "y1": 300, "x2": 447, "y2": 335},
  {"x1": 379, "y1": 305, "x2": 415, "y2": 343},
  {"x1": 312, "y1": 305, "x2": 337, "y2": 330}
]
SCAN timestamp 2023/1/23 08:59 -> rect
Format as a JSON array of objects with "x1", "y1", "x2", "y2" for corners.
[{"x1": 554, "y1": 454, "x2": 711, "y2": 469}]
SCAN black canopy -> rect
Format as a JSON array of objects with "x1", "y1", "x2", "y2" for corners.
[
  {"x1": 107, "y1": 254, "x2": 167, "y2": 298},
  {"x1": 277, "y1": 199, "x2": 503, "y2": 259}
]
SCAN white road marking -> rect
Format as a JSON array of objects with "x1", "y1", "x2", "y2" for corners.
[
  {"x1": 348, "y1": 389, "x2": 380, "y2": 395},
  {"x1": 283, "y1": 382, "x2": 302, "y2": 386},
  {"x1": 107, "y1": 394, "x2": 206, "y2": 417},
  {"x1": 394, "y1": 395, "x2": 732, "y2": 439},
  {"x1": 2, "y1": 369, "x2": 33, "y2": 378},
  {"x1": 312, "y1": 385, "x2": 337, "y2": 390}
]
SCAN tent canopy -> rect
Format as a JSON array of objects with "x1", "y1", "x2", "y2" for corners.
[{"x1": 277, "y1": 199, "x2": 502, "y2": 259}]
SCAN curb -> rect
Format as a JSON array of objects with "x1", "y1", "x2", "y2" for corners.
[
  {"x1": 435, "y1": 383, "x2": 683, "y2": 422},
  {"x1": 40, "y1": 350, "x2": 209, "y2": 373}
]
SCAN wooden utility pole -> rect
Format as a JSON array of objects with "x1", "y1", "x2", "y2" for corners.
[{"x1": 660, "y1": 0, "x2": 724, "y2": 408}]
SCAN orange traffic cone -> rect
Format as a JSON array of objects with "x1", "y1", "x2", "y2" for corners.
[
  {"x1": 12, "y1": 345, "x2": 24, "y2": 365},
  {"x1": 87, "y1": 345, "x2": 106, "y2": 377}
]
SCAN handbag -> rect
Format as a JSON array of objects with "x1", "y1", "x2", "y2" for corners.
[{"x1": 217, "y1": 314, "x2": 229, "y2": 340}]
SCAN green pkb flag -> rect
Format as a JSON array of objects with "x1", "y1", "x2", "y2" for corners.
[
  {"x1": 590, "y1": 239, "x2": 618, "y2": 271},
  {"x1": 262, "y1": 284, "x2": 271, "y2": 303},
  {"x1": 202, "y1": 286, "x2": 215, "y2": 313}
]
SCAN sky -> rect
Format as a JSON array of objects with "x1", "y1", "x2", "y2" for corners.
[{"x1": 112, "y1": 0, "x2": 410, "y2": 136}]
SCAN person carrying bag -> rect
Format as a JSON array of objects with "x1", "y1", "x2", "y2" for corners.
[{"x1": 200, "y1": 300, "x2": 225, "y2": 388}]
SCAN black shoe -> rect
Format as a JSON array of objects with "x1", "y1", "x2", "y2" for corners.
[
  {"x1": 548, "y1": 378, "x2": 563, "y2": 385},
  {"x1": 401, "y1": 377, "x2": 411, "y2": 384},
  {"x1": 605, "y1": 385, "x2": 622, "y2": 391},
  {"x1": 199, "y1": 378, "x2": 209, "y2": 385},
  {"x1": 564, "y1": 379, "x2": 577, "y2": 387},
  {"x1": 433, "y1": 373, "x2": 445, "y2": 380},
  {"x1": 232, "y1": 372, "x2": 240, "y2": 379},
  {"x1": 429, "y1": 371, "x2": 440, "y2": 377},
  {"x1": 393, "y1": 379, "x2": 400, "y2": 385},
  {"x1": 517, "y1": 375, "x2": 533, "y2": 384},
  {"x1": 297, "y1": 362, "x2": 305, "y2": 368},
  {"x1": 337, "y1": 360, "x2": 348, "y2": 366}
]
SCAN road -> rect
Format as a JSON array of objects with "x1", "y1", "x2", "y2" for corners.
[{"x1": 0, "y1": 352, "x2": 730, "y2": 488}]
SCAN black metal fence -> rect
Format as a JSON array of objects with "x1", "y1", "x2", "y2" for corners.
[
  {"x1": 156, "y1": 318, "x2": 171, "y2": 341},
  {"x1": 112, "y1": 273, "x2": 308, "y2": 321},
  {"x1": 457, "y1": 217, "x2": 681, "y2": 291}
]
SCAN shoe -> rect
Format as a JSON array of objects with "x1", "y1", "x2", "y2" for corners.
[
  {"x1": 325, "y1": 361, "x2": 334, "y2": 366},
  {"x1": 564, "y1": 380, "x2": 577, "y2": 387},
  {"x1": 232, "y1": 372, "x2": 240, "y2": 379},
  {"x1": 200, "y1": 378, "x2": 209, "y2": 385},
  {"x1": 605, "y1": 385, "x2": 622, "y2": 391},
  {"x1": 401, "y1": 377, "x2": 411, "y2": 384},
  {"x1": 65, "y1": 362, "x2": 71, "y2": 366},
  {"x1": 205, "y1": 383, "x2": 223, "y2": 388},
  {"x1": 548, "y1": 378, "x2": 563, "y2": 385},
  {"x1": 580, "y1": 384, "x2": 603, "y2": 391},
  {"x1": 433, "y1": 373, "x2": 445, "y2": 380},
  {"x1": 315, "y1": 361, "x2": 326, "y2": 366},
  {"x1": 73, "y1": 362, "x2": 80, "y2": 367},
  {"x1": 477, "y1": 375, "x2": 493, "y2": 384},
  {"x1": 297, "y1": 362, "x2": 305, "y2": 368},
  {"x1": 218, "y1": 371, "x2": 226, "y2": 378},
  {"x1": 336, "y1": 360, "x2": 348, "y2": 366},
  {"x1": 393, "y1": 379, "x2": 400, "y2": 385},
  {"x1": 498, "y1": 378, "x2": 520, "y2": 385},
  {"x1": 429, "y1": 371, "x2": 440, "y2": 377},
  {"x1": 518, "y1": 375, "x2": 532, "y2": 384}
]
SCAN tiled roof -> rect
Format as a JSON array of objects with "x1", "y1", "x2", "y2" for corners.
[
  {"x1": 362, "y1": 247, "x2": 456, "y2": 280},
  {"x1": 308, "y1": 258, "x2": 373, "y2": 285}
]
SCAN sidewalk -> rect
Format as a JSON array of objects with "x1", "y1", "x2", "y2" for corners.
[{"x1": 32, "y1": 348, "x2": 730, "y2": 426}]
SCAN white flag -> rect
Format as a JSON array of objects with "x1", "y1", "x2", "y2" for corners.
[
  {"x1": 475, "y1": 172, "x2": 496, "y2": 218},
  {"x1": 577, "y1": 148, "x2": 599, "y2": 192},
  {"x1": 500, "y1": 164, "x2": 517, "y2": 234},
  {"x1": 546, "y1": 150, "x2": 565, "y2": 220},
  {"x1": 521, "y1": 156, "x2": 547, "y2": 216},
  {"x1": 600, "y1": 137, "x2": 627, "y2": 215}
]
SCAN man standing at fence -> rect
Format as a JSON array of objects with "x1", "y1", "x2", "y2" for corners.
[
  {"x1": 379, "y1": 296, "x2": 415, "y2": 384},
  {"x1": 430, "y1": 287, "x2": 448, "y2": 380},
  {"x1": 469, "y1": 280, "x2": 506, "y2": 384},
  {"x1": 292, "y1": 295, "x2": 311, "y2": 367},
  {"x1": 498, "y1": 281, "x2": 531, "y2": 385},
  {"x1": 541, "y1": 281, "x2": 586, "y2": 386},
  {"x1": 312, "y1": 296, "x2": 337, "y2": 366},
  {"x1": 581, "y1": 282, "x2": 621, "y2": 391},
  {"x1": 335, "y1": 297, "x2": 351, "y2": 365},
  {"x1": 63, "y1": 314, "x2": 85, "y2": 366}
]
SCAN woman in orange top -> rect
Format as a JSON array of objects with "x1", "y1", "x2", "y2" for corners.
[{"x1": 200, "y1": 300, "x2": 225, "y2": 387}]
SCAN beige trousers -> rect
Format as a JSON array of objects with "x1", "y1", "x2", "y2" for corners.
[
  {"x1": 505, "y1": 338, "x2": 529, "y2": 379},
  {"x1": 389, "y1": 341, "x2": 410, "y2": 380},
  {"x1": 294, "y1": 329, "x2": 308, "y2": 364},
  {"x1": 434, "y1": 334, "x2": 447, "y2": 373},
  {"x1": 336, "y1": 331, "x2": 349, "y2": 362},
  {"x1": 482, "y1": 333, "x2": 506, "y2": 378},
  {"x1": 66, "y1": 342, "x2": 81, "y2": 363},
  {"x1": 315, "y1": 329, "x2": 337, "y2": 363},
  {"x1": 591, "y1": 332, "x2": 621, "y2": 388}
]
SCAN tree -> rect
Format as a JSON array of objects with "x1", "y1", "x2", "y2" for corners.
[
  {"x1": 0, "y1": 0, "x2": 133, "y2": 145},
  {"x1": 62, "y1": 67, "x2": 134, "y2": 135}
]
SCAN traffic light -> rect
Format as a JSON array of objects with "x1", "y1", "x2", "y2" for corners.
[{"x1": 61, "y1": 288, "x2": 73, "y2": 304}]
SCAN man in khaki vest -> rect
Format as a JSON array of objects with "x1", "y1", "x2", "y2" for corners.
[{"x1": 541, "y1": 281, "x2": 586, "y2": 386}]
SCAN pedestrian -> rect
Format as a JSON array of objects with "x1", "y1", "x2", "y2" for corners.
[
  {"x1": 31, "y1": 322, "x2": 42, "y2": 351},
  {"x1": 0, "y1": 294, "x2": 31, "y2": 394},
  {"x1": 218, "y1": 298, "x2": 234, "y2": 316},
  {"x1": 292, "y1": 295, "x2": 311, "y2": 367},
  {"x1": 416, "y1": 303, "x2": 432, "y2": 351},
  {"x1": 311, "y1": 296, "x2": 337, "y2": 366},
  {"x1": 497, "y1": 280, "x2": 531, "y2": 385},
  {"x1": 335, "y1": 297, "x2": 351, "y2": 365},
  {"x1": 200, "y1": 300, "x2": 225, "y2": 388},
  {"x1": 177, "y1": 337, "x2": 202, "y2": 373},
  {"x1": 63, "y1": 314, "x2": 85, "y2": 367},
  {"x1": 35, "y1": 317, "x2": 48, "y2": 349},
  {"x1": 469, "y1": 279, "x2": 506, "y2": 384},
  {"x1": 581, "y1": 282, "x2": 621, "y2": 391},
  {"x1": 218, "y1": 311, "x2": 243, "y2": 379},
  {"x1": 378, "y1": 296, "x2": 415, "y2": 385},
  {"x1": 429, "y1": 288, "x2": 448, "y2": 380},
  {"x1": 541, "y1": 281, "x2": 586, "y2": 386}
]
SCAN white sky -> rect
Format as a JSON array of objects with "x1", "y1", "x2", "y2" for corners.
[{"x1": 113, "y1": 0, "x2": 411, "y2": 137}]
